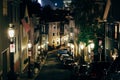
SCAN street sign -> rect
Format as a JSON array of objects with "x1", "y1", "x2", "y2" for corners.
[
  {"x1": 10, "y1": 43, "x2": 15, "y2": 53},
  {"x1": 98, "y1": 48, "x2": 102, "y2": 54}
]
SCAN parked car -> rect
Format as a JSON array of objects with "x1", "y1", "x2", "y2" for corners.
[
  {"x1": 87, "y1": 61, "x2": 110, "y2": 80},
  {"x1": 59, "y1": 53, "x2": 71, "y2": 61},
  {"x1": 73, "y1": 63, "x2": 89, "y2": 80},
  {"x1": 63, "y1": 58, "x2": 75, "y2": 69},
  {"x1": 57, "y1": 49, "x2": 68, "y2": 57}
]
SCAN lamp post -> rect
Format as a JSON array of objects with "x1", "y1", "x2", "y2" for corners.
[
  {"x1": 28, "y1": 41, "x2": 32, "y2": 78},
  {"x1": 8, "y1": 23, "x2": 17, "y2": 80}
]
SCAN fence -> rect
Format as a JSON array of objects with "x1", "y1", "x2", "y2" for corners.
[{"x1": 0, "y1": 48, "x2": 10, "y2": 80}]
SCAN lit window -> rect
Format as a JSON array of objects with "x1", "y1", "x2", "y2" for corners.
[
  {"x1": 42, "y1": 25, "x2": 45, "y2": 32},
  {"x1": 115, "y1": 25, "x2": 118, "y2": 39},
  {"x1": 3, "y1": 0, "x2": 7, "y2": 16}
]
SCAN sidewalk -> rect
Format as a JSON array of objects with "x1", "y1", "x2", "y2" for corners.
[
  {"x1": 18, "y1": 48, "x2": 65, "y2": 80},
  {"x1": 18, "y1": 55, "x2": 47, "y2": 80}
]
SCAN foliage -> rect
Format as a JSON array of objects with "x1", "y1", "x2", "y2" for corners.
[
  {"x1": 71, "y1": 0, "x2": 100, "y2": 46},
  {"x1": 41, "y1": 5, "x2": 68, "y2": 22},
  {"x1": 77, "y1": 26, "x2": 97, "y2": 46},
  {"x1": 41, "y1": 5, "x2": 53, "y2": 22}
]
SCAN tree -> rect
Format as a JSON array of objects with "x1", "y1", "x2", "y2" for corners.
[
  {"x1": 71, "y1": 0, "x2": 101, "y2": 46},
  {"x1": 41, "y1": 5, "x2": 53, "y2": 22},
  {"x1": 41, "y1": 5, "x2": 68, "y2": 22}
]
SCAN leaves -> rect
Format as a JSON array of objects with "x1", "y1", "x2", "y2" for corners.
[
  {"x1": 77, "y1": 26, "x2": 97, "y2": 46},
  {"x1": 71, "y1": 0, "x2": 99, "y2": 46}
]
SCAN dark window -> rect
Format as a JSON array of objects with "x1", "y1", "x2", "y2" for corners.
[
  {"x1": 53, "y1": 40, "x2": 55, "y2": 43},
  {"x1": 54, "y1": 26, "x2": 56, "y2": 29},
  {"x1": 53, "y1": 33, "x2": 55, "y2": 36}
]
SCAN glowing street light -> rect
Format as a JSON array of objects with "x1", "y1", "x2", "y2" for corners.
[
  {"x1": 8, "y1": 28, "x2": 15, "y2": 38},
  {"x1": 7, "y1": 23, "x2": 17, "y2": 80}
]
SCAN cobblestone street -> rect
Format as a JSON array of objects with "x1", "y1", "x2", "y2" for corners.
[{"x1": 35, "y1": 51, "x2": 73, "y2": 80}]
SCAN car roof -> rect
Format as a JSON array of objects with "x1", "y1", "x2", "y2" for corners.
[{"x1": 61, "y1": 54, "x2": 69, "y2": 56}]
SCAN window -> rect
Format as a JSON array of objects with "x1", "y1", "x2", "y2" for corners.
[
  {"x1": 115, "y1": 25, "x2": 118, "y2": 39},
  {"x1": 3, "y1": 0, "x2": 8, "y2": 16},
  {"x1": 57, "y1": 32, "x2": 59, "y2": 36},
  {"x1": 70, "y1": 27, "x2": 73, "y2": 32},
  {"x1": 54, "y1": 26, "x2": 56, "y2": 29},
  {"x1": 57, "y1": 41, "x2": 59, "y2": 44},
  {"x1": 44, "y1": 25, "x2": 45, "y2": 32},
  {"x1": 53, "y1": 33, "x2": 55, "y2": 36},
  {"x1": 42, "y1": 25, "x2": 45, "y2": 33},
  {"x1": 53, "y1": 40, "x2": 55, "y2": 43}
]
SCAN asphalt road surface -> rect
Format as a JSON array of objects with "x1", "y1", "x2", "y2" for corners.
[{"x1": 35, "y1": 51, "x2": 73, "y2": 80}]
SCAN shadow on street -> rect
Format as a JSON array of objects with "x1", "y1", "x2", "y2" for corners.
[{"x1": 35, "y1": 51, "x2": 73, "y2": 80}]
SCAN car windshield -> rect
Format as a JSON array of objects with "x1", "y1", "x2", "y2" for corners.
[{"x1": 58, "y1": 49, "x2": 67, "y2": 54}]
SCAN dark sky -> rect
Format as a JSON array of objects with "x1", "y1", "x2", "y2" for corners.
[
  {"x1": 50, "y1": 0, "x2": 63, "y2": 8},
  {"x1": 38, "y1": 0, "x2": 63, "y2": 8},
  {"x1": 111, "y1": 0, "x2": 120, "y2": 20},
  {"x1": 38, "y1": 0, "x2": 120, "y2": 21}
]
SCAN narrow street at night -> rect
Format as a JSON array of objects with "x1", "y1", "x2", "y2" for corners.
[
  {"x1": 35, "y1": 51, "x2": 73, "y2": 80},
  {"x1": 1, "y1": 0, "x2": 120, "y2": 80}
]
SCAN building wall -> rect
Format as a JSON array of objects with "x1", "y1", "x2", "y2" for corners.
[
  {"x1": 105, "y1": 22, "x2": 120, "y2": 61},
  {"x1": 48, "y1": 22, "x2": 60, "y2": 48},
  {"x1": 0, "y1": 0, "x2": 22, "y2": 74},
  {"x1": 0, "y1": 0, "x2": 10, "y2": 74},
  {"x1": 0, "y1": 0, "x2": 9, "y2": 53}
]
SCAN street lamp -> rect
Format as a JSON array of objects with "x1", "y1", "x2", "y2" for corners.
[
  {"x1": 7, "y1": 23, "x2": 17, "y2": 80},
  {"x1": 27, "y1": 41, "x2": 32, "y2": 78}
]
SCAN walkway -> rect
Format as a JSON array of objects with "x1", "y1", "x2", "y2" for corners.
[{"x1": 35, "y1": 51, "x2": 73, "y2": 80}]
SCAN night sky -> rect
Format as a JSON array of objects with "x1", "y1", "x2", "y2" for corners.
[
  {"x1": 38, "y1": 0, "x2": 120, "y2": 20},
  {"x1": 50, "y1": 0, "x2": 63, "y2": 8},
  {"x1": 111, "y1": 0, "x2": 120, "y2": 20},
  {"x1": 38, "y1": 0, "x2": 63, "y2": 8}
]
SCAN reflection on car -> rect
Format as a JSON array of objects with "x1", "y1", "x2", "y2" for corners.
[
  {"x1": 59, "y1": 54, "x2": 70, "y2": 61},
  {"x1": 57, "y1": 49, "x2": 68, "y2": 57},
  {"x1": 63, "y1": 58, "x2": 75, "y2": 68}
]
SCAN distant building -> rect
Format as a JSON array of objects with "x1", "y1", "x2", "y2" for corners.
[
  {"x1": 48, "y1": 22, "x2": 61, "y2": 48},
  {"x1": 63, "y1": 0, "x2": 72, "y2": 10}
]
